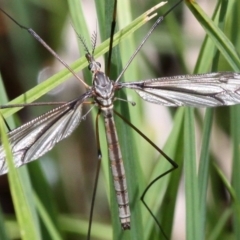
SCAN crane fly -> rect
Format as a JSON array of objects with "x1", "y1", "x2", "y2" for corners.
[{"x1": 0, "y1": 0, "x2": 240, "y2": 239}]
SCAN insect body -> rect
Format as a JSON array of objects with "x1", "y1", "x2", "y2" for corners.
[{"x1": 1, "y1": 50, "x2": 240, "y2": 230}]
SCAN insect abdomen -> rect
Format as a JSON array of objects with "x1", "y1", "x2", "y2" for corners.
[{"x1": 103, "y1": 108, "x2": 130, "y2": 230}]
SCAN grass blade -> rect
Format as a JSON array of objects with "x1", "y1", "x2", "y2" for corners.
[
  {"x1": 0, "y1": 119, "x2": 41, "y2": 240},
  {"x1": 185, "y1": 0, "x2": 240, "y2": 71},
  {"x1": 184, "y1": 107, "x2": 200, "y2": 240}
]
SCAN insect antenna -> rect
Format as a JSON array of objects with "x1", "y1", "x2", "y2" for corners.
[
  {"x1": 0, "y1": 8, "x2": 89, "y2": 89},
  {"x1": 73, "y1": 27, "x2": 98, "y2": 62},
  {"x1": 73, "y1": 28, "x2": 91, "y2": 55},
  {"x1": 91, "y1": 31, "x2": 97, "y2": 55}
]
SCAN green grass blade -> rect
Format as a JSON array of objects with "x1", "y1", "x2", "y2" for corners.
[
  {"x1": 228, "y1": 1, "x2": 240, "y2": 239},
  {"x1": 59, "y1": 215, "x2": 112, "y2": 239},
  {"x1": 0, "y1": 72, "x2": 42, "y2": 239},
  {"x1": 198, "y1": 108, "x2": 213, "y2": 239},
  {"x1": 34, "y1": 193, "x2": 62, "y2": 240},
  {"x1": 185, "y1": 0, "x2": 240, "y2": 71},
  {"x1": 5, "y1": 218, "x2": 19, "y2": 239},
  {"x1": 67, "y1": 0, "x2": 93, "y2": 86},
  {"x1": 103, "y1": 1, "x2": 143, "y2": 239},
  {"x1": 0, "y1": 208, "x2": 9, "y2": 240},
  {"x1": 115, "y1": 1, "x2": 144, "y2": 239},
  {"x1": 212, "y1": 160, "x2": 240, "y2": 239},
  {"x1": 196, "y1": 2, "x2": 224, "y2": 238},
  {"x1": 208, "y1": 208, "x2": 233, "y2": 240},
  {"x1": 194, "y1": 0, "x2": 221, "y2": 72},
  {"x1": 231, "y1": 105, "x2": 240, "y2": 238},
  {"x1": 144, "y1": 108, "x2": 184, "y2": 239},
  {"x1": 185, "y1": 1, "x2": 240, "y2": 238},
  {"x1": 0, "y1": 119, "x2": 41, "y2": 240},
  {"x1": 0, "y1": 76, "x2": 9, "y2": 240},
  {"x1": 184, "y1": 107, "x2": 200, "y2": 240}
]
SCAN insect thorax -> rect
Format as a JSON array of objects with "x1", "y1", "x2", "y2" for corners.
[{"x1": 93, "y1": 71, "x2": 115, "y2": 107}]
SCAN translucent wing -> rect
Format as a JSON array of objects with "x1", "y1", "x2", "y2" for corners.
[
  {"x1": 122, "y1": 72, "x2": 240, "y2": 107},
  {"x1": 0, "y1": 92, "x2": 91, "y2": 175}
]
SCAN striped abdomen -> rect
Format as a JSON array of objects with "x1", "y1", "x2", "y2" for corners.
[{"x1": 102, "y1": 107, "x2": 130, "y2": 230}]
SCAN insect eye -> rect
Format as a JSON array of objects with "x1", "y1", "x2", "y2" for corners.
[
  {"x1": 97, "y1": 62, "x2": 101, "y2": 68},
  {"x1": 88, "y1": 63, "x2": 93, "y2": 70}
]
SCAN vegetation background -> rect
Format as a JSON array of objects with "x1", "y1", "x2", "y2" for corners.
[{"x1": 0, "y1": 0, "x2": 239, "y2": 239}]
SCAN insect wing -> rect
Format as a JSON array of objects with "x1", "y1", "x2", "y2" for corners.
[
  {"x1": 122, "y1": 72, "x2": 240, "y2": 107},
  {"x1": 0, "y1": 93, "x2": 90, "y2": 175}
]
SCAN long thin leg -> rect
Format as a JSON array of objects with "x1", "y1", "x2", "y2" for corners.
[
  {"x1": 87, "y1": 109, "x2": 102, "y2": 240},
  {"x1": 114, "y1": 110, "x2": 178, "y2": 239}
]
